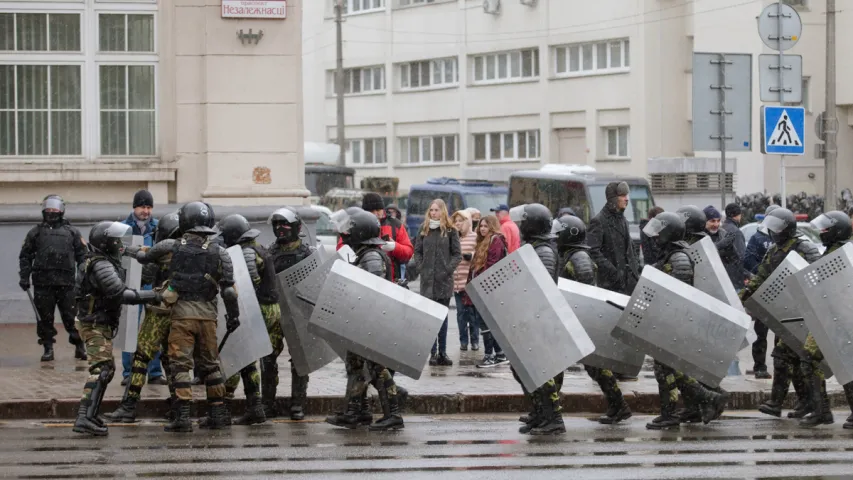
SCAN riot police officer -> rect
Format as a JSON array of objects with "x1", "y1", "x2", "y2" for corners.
[
  {"x1": 326, "y1": 211, "x2": 404, "y2": 431},
  {"x1": 19, "y1": 195, "x2": 88, "y2": 362},
  {"x1": 675, "y1": 205, "x2": 709, "y2": 245},
  {"x1": 72, "y1": 221, "x2": 161, "y2": 436},
  {"x1": 163, "y1": 202, "x2": 240, "y2": 433},
  {"x1": 105, "y1": 211, "x2": 183, "y2": 423},
  {"x1": 740, "y1": 208, "x2": 821, "y2": 421},
  {"x1": 642, "y1": 212, "x2": 728, "y2": 429},
  {"x1": 510, "y1": 203, "x2": 565, "y2": 435},
  {"x1": 266, "y1": 207, "x2": 313, "y2": 421},
  {"x1": 798, "y1": 210, "x2": 853, "y2": 428},
  {"x1": 554, "y1": 213, "x2": 632, "y2": 425},
  {"x1": 218, "y1": 213, "x2": 283, "y2": 426}
]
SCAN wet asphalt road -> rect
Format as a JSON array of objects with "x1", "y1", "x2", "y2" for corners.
[{"x1": 2, "y1": 413, "x2": 853, "y2": 479}]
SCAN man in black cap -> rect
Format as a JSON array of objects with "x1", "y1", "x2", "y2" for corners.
[
  {"x1": 721, "y1": 203, "x2": 748, "y2": 289},
  {"x1": 588, "y1": 181, "x2": 639, "y2": 295},
  {"x1": 119, "y1": 189, "x2": 166, "y2": 386}
]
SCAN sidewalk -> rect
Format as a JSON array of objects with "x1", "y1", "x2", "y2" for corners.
[{"x1": 0, "y1": 320, "x2": 847, "y2": 419}]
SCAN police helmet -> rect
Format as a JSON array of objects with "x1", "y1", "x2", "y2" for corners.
[
  {"x1": 345, "y1": 211, "x2": 385, "y2": 247},
  {"x1": 765, "y1": 204, "x2": 781, "y2": 216},
  {"x1": 219, "y1": 214, "x2": 260, "y2": 247},
  {"x1": 511, "y1": 203, "x2": 554, "y2": 241},
  {"x1": 41, "y1": 194, "x2": 66, "y2": 223},
  {"x1": 761, "y1": 207, "x2": 798, "y2": 245},
  {"x1": 89, "y1": 221, "x2": 131, "y2": 257},
  {"x1": 811, "y1": 210, "x2": 853, "y2": 247},
  {"x1": 675, "y1": 205, "x2": 706, "y2": 235},
  {"x1": 155, "y1": 211, "x2": 181, "y2": 244},
  {"x1": 268, "y1": 207, "x2": 302, "y2": 243},
  {"x1": 642, "y1": 212, "x2": 686, "y2": 246},
  {"x1": 178, "y1": 202, "x2": 216, "y2": 235},
  {"x1": 555, "y1": 214, "x2": 587, "y2": 250}
]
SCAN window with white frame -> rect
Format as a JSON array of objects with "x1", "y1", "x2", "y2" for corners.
[
  {"x1": 330, "y1": 66, "x2": 385, "y2": 95},
  {"x1": 399, "y1": 57, "x2": 457, "y2": 90},
  {"x1": 398, "y1": 135, "x2": 458, "y2": 164},
  {"x1": 344, "y1": 138, "x2": 387, "y2": 165},
  {"x1": 0, "y1": 6, "x2": 158, "y2": 159},
  {"x1": 398, "y1": 0, "x2": 437, "y2": 6},
  {"x1": 473, "y1": 130, "x2": 539, "y2": 162},
  {"x1": 337, "y1": 0, "x2": 385, "y2": 15},
  {"x1": 553, "y1": 39, "x2": 630, "y2": 76},
  {"x1": 472, "y1": 48, "x2": 539, "y2": 84},
  {"x1": 604, "y1": 126, "x2": 629, "y2": 158}
]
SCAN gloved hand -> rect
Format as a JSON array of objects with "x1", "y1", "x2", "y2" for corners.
[
  {"x1": 19, "y1": 279, "x2": 30, "y2": 291},
  {"x1": 462, "y1": 253, "x2": 473, "y2": 261},
  {"x1": 226, "y1": 315, "x2": 240, "y2": 333},
  {"x1": 381, "y1": 240, "x2": 396, "y2": 252},
  {"x1": 123, "y1": 245, "x2": 142, "y2": 256},
  {"x1": 153, "y1": 292, "x2": 164, "y2": 305}
]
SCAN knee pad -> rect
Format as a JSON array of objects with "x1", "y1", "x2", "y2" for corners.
[{"x1": 95, "y1": 361, "x2": 115, "y2": 384}]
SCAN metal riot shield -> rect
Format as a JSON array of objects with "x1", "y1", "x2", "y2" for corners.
[
  {"x1": 116, "y1": 235, "x2": 144, "y2": 353},
  {"x1": 686, "y1": 236, "x2": 756, "y2": 350},
  {"x1": 788, "y1": 243, "x2": 853, "y2": 384},
  {"x1": 307, "y1": 260, "x2": 448, "y2": 380},
  {"x1": 216, "y1": 245, "x2": 273, "y2": 379},
  {"x1": 465, "y1": 244, "x2": 595, "y2": 392},
  {"x1": 613, "y1": 265, "x2": 751, "y2": 387},
  {"x1": 741, "y1": 251, "x2": 829, "y2": 375},
  {"x1": 277, "y1": 248, "x2": 350, "y2": 376},
  {"x1": 558, "y1": 278, "x2": 645, "y2": 376}
]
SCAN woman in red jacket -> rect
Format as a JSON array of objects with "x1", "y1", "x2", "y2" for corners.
[{"x1": 466, "y1": 215, "x2": 510, "y2": 368}]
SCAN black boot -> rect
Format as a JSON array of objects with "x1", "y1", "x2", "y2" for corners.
[
  {"x1": 199, "y1": 399, "x2": 232, "y2": 428},
  {"x1": 41, "y1": 344, "x2": 54, "y2": 362},
  {"x1": 326, "y1": 397, "x2": 362, "y2": 429},
  {"x1": 759, "y1": 357, "x2": 791, "y2": 417},
  {"x1": 369, "y1": 385, "x2": 404, "y2": 431},
  {"x1": 529, "y1": 387, "x2": 565, "y2": 435},
  {"x1": 164, "y1": 400, "x2": 193, "y2": 433},
  {"x1": 647, "y1": 364, "x2": 680, "y2": 430},
  {"x1": 844, "y1": 383, "x2": 853, "y2": 430},
  {"x1": 519, "y1": 392, "x2": 546, "y2": 434},
  {"x1": 696, "y1": 386, "x2": 728, "y2": 424},
  {"x1": 530, "y1": 411, "x2": 566, "y2": 435},
  {"x1": 261, "y1": 357, "x2": 280, "y2": 419},
  {"x1": 207, "y1": 402, "x2": 232, "y2": 430},
  {"x1": 396, "y1": 386, "x2": 408, "y2": 414},
  {"x1": 290, "y1": 374, "x2": 308, "y2": 421},
  {"x1": 164, "y1": 395, "x2": 177, "y2": 423},
  {"x1": 72, "y1": 400, "x2": 108, "y2": 436},
  {"x1": 74, "y1": 341, "x2": 87, "y2": 361},
  {"x1": 788, "y1": 367, "x2": 813, "y2": 419},
  {"x1": 599, "y1": 399, "x2": 632, "y2": 425},
  {"x1": 357, "y1": 391, "x2": 374, "y2": 426},
  {"x1": 799, "y1": 362, "x2": 833, "y2": 427},
  {"x1": 595, "y1": 371, "x2": 632, "y2": 425},
  {"x1": 104, "y1": 397, "x2": 138, "y2": 423},
  {"x1": 519, "y1": 393, "x2": 537, "y2": 424},
  {"x1": 234, "y1": 396, "x2": 266, "y2": 425}
]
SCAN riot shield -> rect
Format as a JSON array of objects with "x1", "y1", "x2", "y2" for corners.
[
  {"x1": 216, "y1": 245, "x2": 273, "y2": 379},
  {"x1": 613, "y1": 265, "x2": 751, "y2": 387},
  {"x1": 307, "y1": 260, "x2": 448, "y2": 380},
  {"x1": 465, "y1": 244, "x2": 595, "y2": 392},
  {"x1": 686, "y1": 236, "x2": 756, "y2": 350},
  {"x1": 788, "y1": 243, "x2": 853, "y2": 384},
  {"x1": 277, "y1": 248, "x2": 348, "y2": 376},
  {"x1": 116, "y1": 235, "x2": 144, "y2": 353},
  {"x1": 558, "y1": 278, "x2": 645, "y2": 376},
  {"x1": 741, "y1": 252, "x2": 829, "y2": 375}
]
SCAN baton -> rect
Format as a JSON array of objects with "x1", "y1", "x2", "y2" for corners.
[
  {"x1": 218, "y1": 330, "x2": 232, "y2": 353},
  {"x1": 25, "y1": 288, "x2": 42, "y2": 323}
]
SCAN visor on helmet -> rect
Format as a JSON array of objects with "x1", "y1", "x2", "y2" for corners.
[
  {"x1": 642, "y1": 217, "x2": 667, "y2": 238},
  {"x1": 509, "y1": 205, "x2": 526, "y2": 223},
  {"x1": 761, "y1": 215, "x2": 789, "y2": 234},
  {"x1": 810, "y1": 214, "x2": 835, "y2": 232}
]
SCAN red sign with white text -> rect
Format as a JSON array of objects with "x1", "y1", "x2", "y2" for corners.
[{"x1": 222, "y1": 1, "x2": 287, "y2": 19}]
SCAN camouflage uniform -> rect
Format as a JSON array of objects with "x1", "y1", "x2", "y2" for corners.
[
  {"x1": 76, "y1": 321, "x2": 115, "y2": 403},
  {"x1": 740, "y1": 237, "x2": 821, "y2": 418}
]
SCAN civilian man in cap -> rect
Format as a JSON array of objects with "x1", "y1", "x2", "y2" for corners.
[
  {"x1": 119, "y1": 189, "x2": 166, "y2": 386},
  {"x1": 346, "y1": 192, "x2": 414, "y2": 281},
  {"x1": 588, "y1": 182, "x2": 640, "y2": 295},
  {"x1": 490, "y1": 204, "x2": 520, "y2": 253},
  {"x1": 703, "y1": 205, "x2": 743, "y2": 290},
  {"x1": 721, "y1": 203, "x2": 748, "y2": 289}
]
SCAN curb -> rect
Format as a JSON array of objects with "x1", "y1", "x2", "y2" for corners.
[{"x1": 2, "y1": 391, "x2": 848, "y2": 419}]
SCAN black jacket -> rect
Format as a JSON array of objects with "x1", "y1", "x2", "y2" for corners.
[
  {"x1": 711, "y1": 218, "x2": 747, "y2": 288},
  {"x1": 19, "y1": 220, "x2": 87, "y2": 287},
  {"x1": 588, "y1": 203, "x2": 640, "y2": 295}
]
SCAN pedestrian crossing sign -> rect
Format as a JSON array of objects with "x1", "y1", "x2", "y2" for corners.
[{"x1": 761, "y1": 105, "x2": 805, "y2": 155}]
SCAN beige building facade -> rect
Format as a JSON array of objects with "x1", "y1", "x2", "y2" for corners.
[
  {"x1": 302, "y1": 0, "x2": 853, "y2": 198},
  {"x1": 0, "y1": 0, "x2": 307, "y2": 206}
]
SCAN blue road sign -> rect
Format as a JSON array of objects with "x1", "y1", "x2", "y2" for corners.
[{"x1": 762, "y1": 105, "x2": 805, "y2": 155}]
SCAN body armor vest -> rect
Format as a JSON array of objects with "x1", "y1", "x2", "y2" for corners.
[
  {"x1": 357, "y1": 247, "x2": 393, "y2": 281},
  {"x1": 533, "y1": 240, "x2": 559, "y2": 284},
  {"x1": 33, "y1": 224, "x2": 77, "y2": 274},
  {"x1": 247, "y1": 243, "x2": 280, "y2": 305},
  {"x1": 168, "y1": 235, "x2": 220, "y2": 302},
  {"x1": 76, "y1": 253, "x2": 125, "y2": 326},
  {"x1": 560, "y1": 248, "x2": 596, "y2": 286},
  {"x1": 269, "y1": 241, "x2": 312, "y2": 274}
]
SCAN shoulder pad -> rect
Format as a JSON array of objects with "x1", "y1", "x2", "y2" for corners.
[
  {"x1": 568, "y1": 250, "x2": 596, "y2": 285},
  {"x1": 795, "y1": 240, "x2": 821, "y2": 263},
  {"x1": 359, "y1": 249, "x2": 387, "y2": 278}
]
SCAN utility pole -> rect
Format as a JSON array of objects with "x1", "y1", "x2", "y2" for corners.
[
  {"x1": 335, "y1": 0, "x2": 346, "y2": 166},
  {"x1": 823, "y1": 0, "x2": 838, "y2": 209}
]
